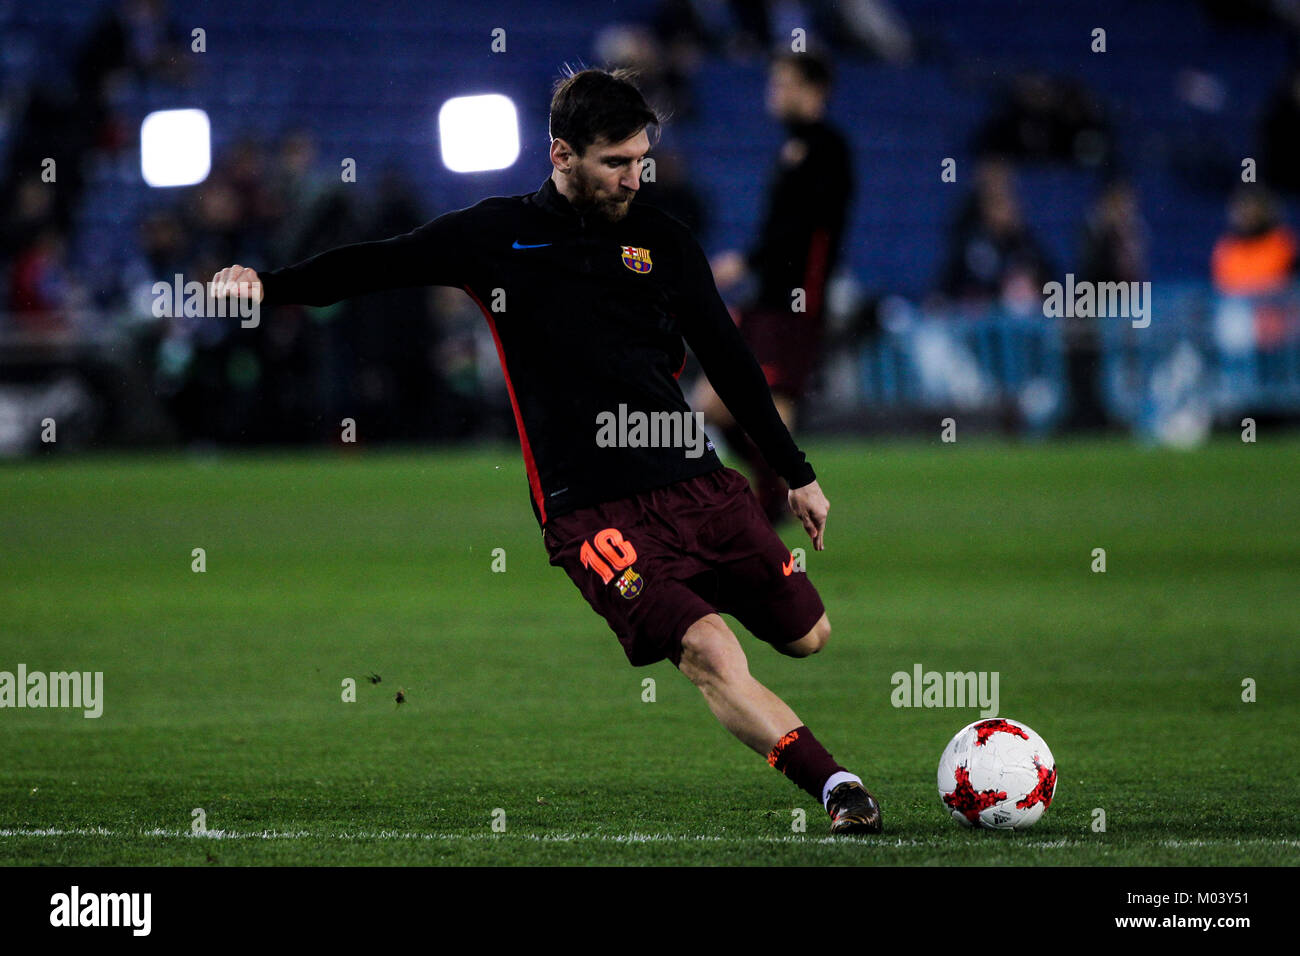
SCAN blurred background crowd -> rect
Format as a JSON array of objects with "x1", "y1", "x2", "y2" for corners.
[{"x1": 1, "y1": 0, "x2": 1298, "y2": 454}]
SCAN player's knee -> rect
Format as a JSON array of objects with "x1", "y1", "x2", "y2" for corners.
[
  {"x1": 778, "y1": 614, "x2": 831, "y2": 658},
  {"x1": 679, "y1": 614, "x2": 750, "y2": 688}
]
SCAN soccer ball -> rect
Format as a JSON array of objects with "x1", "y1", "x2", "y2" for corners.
[{"x1": 937, "y1": 718, "x2": 1057, "y2": 830}]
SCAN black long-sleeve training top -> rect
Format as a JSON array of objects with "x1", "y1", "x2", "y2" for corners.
[{"x1": 258, "y1": 177, "x2": 816, "y2": 526}]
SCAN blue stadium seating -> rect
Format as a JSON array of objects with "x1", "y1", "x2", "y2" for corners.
[{"x1": 3, "y1": 0, "x2": 1297, "y2": 300}]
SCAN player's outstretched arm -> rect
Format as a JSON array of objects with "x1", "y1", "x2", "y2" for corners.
[{"x1": 211, "y1": 209, "x2": 473, "y2": 309}]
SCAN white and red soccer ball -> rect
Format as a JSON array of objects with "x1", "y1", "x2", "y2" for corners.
[{"x1": 937, "y1": 718, "x2": 1057, "y2": 830}]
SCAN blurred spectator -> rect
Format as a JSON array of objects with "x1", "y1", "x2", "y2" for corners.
[
  {"x1": 129, "y1": 127, "x2": 365, "y2": 445},
  {"x1": 74, "y1": 0, "x2": 192, "y2": 93},
  {"x1": 346, "y1": 167, "x2": 451, "y2": 442},
  {"x1": 267, "y1": 130, "x2": 360, "y2": 265},
  {"x1": 22, "y1": 0, "x2": 194, "y2": 221},
  {"x1": 187, "y1": 176, "x2": 246, "y2": 268},
  {"x1": 221, "y1": 137, "x2": 279, "y2": 255},
  {"x1": 1081, "y1": 182, "x2": 1148, "y2": 285},
  {"x1": 119, "y1": 208, "x2": 191, "y2": 320},
  {"x1": 431, "y1": 285, "x2": 513, "y2": 441},
  {"x1": 1, "y1": 86, "x2": 90, "y2": 237},
  {"x1": 0, "y1": 180, "x2": 58, "y2": 261},
  {"x1": 595, "y1": 23, "x2": 695, "y2": 120},
  {"x1": 7, "y1": 226, "x2": 88, "y2": 337},
  {"x1": 1068, "y1": 181, "x2": 1150, "y2": 430},
  {"x1": 936, "y1": 160, "x2": 1053, "y2": 312},
  {"x1": 650, "y1": 0, "x2": 712, "y2": 67},
  {"x1": 1212, "y1": 187, "x2": 1297, "y2": 351},
  {"x1": 1211, "y1": 187, "x2": 1297, "y2": 296},
  {"x1": 0, "y1": 1, "x2": 195, "y2": 321},
  {"x1": 247, "y1": 130, "x2": 361, "y2": 444},
  {"x1": 1259, "y1": 66, "x2": 1300, "y2": 194},
  {"x1": 974, "y1": 73, "x2": 1112, "y2": 168}
]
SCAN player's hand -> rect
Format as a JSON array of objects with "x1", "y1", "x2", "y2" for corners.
[
  {"x1": 789, "y1": 479, "x2": 829, "y2": 551},
  {"x1": 709, "y1": 250, "x2": 748, "y2": 289},
  {"x1": 209, "y1": 264, "x2": 263, "y2": 304}
]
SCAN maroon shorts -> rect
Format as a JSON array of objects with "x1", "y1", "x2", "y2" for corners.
[
  {"x1": 542, "y1": 467, "x2": 825, "y2": 667},
  {"x1": 740, "y1": 308, "x2": 824, "y2": 400}
]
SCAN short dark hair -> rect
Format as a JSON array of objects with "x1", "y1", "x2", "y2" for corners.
[
  {"x1": 549, "y1": 67, "x2": 660, "y2": 156},
  {"x1": 772, "y1": 50, "x2": 834, "y2": 92}
]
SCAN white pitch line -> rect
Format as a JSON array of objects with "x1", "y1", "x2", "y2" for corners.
[
  {"x1": 1, "y1": 828, "x2": 1297, "y2": 849},
  {"x1": 1157, "y1": 838, "x2": 1300, "y2": 849}
]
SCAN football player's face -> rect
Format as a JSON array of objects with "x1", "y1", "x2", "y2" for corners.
[{"x1": 570, "y1": 128, "x2": 649, "y2": 222}]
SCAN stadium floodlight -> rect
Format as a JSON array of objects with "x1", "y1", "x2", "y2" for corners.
[
  {"x1": 438, "y1": 94, "x2": 520, "y2": 173},
  {"x1": 140, "y1": 109, "x2": 211, "y2": 187}
]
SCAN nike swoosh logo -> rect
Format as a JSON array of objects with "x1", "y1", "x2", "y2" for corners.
[
  {"x1": 782, "y1": 557, "x2": 795, "y2": 576},
  {"x1": 511, "y1": 241, "x2": 552, "y2": 249}
]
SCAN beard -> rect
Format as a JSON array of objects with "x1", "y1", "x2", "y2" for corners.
[{"x1": 569, "y1": 164, "x2": 635, "y2": 222}]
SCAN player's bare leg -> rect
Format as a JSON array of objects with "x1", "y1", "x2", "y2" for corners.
[
  {"x1": 676, "y1": 612, "x2": 882, "y2": 833},
  {"x1": 678, "y1": 613, "x2": 804, "y2": 753}
]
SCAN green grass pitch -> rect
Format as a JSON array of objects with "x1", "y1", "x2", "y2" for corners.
[{"x1": 1, "y1": 436, "x2": 1296, "y2": 866}]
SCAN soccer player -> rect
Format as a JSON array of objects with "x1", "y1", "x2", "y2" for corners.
[
  {"x1": 692, "y1": 51, "x2": 853, "y2": 524},
  {"x1": 210, "y1": 68, "x2": 880, "y2": 834}
]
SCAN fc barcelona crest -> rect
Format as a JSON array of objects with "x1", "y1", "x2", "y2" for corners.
[
  {"x1": 616, "y1": 567, "x2": 644, "y2": 599},
  {"x1": 620, "y1": 245, "x2": 653, "y2": 274}
]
